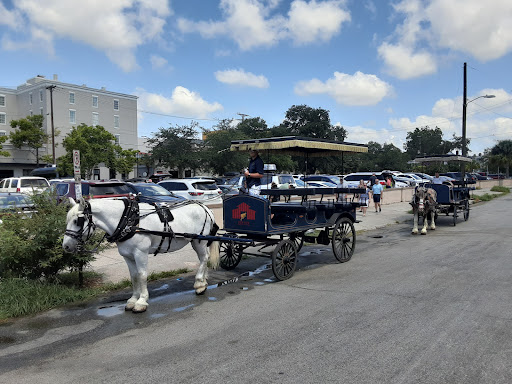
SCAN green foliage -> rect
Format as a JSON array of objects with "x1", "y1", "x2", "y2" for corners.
[
  {"x1": 489, "y1": 140, "x2": 512, "y2": 177},
  {"x1": 108, "y1": 147, "x2": 138, "y2": 177},
  {"x1": 0, "y1": 135, "x2": 8, "y2": 157},
  {"x1": 279, "y1": 105, "x2": 347, "y2": 140},
  {"x1": 9, "y1": 115, "x2": 48, "y2": 166},
  {"x1": 147, "y1": 122, "x2": 203, "y2": 178},
  {"x1": 404, "y1": 126, "x2": 453, "y2": 158},
  {"x1": 59, "y1": 124, "x2": 118, "y2": 178},
  {"x1": 490, "y1": 186, "x2": 510, "y2": 193},
  {"x1": 0, "y1": 191, "x2": 99, "y2": 279}
]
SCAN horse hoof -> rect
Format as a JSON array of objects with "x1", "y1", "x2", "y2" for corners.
[
  {"x1": 132, "y1": 304, "x2": 147, "y2": 313},
  {"x1": 412, "y1": 230, "x2": 418, "y2": 235},
  {"x1": 421, "y1": 231, "x2": 427, "y2": 235},
  {"x1": 125, "y1": 302, "x2": 135, "y2": 311},
  {"x1": 195, "y1": 287, "x2": 207, "y2": 295}
]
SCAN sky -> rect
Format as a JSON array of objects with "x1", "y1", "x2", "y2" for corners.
[{"x1": 1, "y1": 0, "x2": 512, "y2": 156}]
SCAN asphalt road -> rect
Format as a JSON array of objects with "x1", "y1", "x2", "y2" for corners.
[{"x1": 1, "y1": 195, "x2": 511, "y2": 383}]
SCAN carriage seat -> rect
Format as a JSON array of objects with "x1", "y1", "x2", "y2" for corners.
[
  {"x1": 270, "y1": 202, "x2": 308, "y2": 214},
  {"x1": 424, "y1": 183, "x2": 452, "y2": 203}
]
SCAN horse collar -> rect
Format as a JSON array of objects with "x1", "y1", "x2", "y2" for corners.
[{"x1": 106, "y1": 199, "x2": 140, "y2": 243}]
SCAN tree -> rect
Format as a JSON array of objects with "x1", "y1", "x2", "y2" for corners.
[
  {"x1": 490, "y1": 140, "x2": 512, "y2": 177},
  {"x1": 237, "y1": 117, "x2": 270, "y2": 138},
  {"x1": 0, "y1": 135, "x2": 8, "y2": 157},
  {"x1": 201, "y1": 128, "x2": 247, "y2": 176},
  {"x1": 147, "y1": 122, "x2": 203, "y2": 178},
  {"x1": 9, "y1": 115, "x2": 48, "y2": 167},
  {"x1": 109, "y1": 147, "x2": 138, "y2": 177},
  {"x1": 278, "y1": 105, "x2": 347, "y2": 141},
  {"x1": 404, "y1": 126, "x2": 452, "y2": 158},
  {"x1": 58, "y1": 124, "x2": 118, "y2": 179}
]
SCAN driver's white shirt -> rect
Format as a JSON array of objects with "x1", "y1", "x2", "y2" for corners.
[{"x1": 432, "y1": 177, "x2": 443, "y2": 184}]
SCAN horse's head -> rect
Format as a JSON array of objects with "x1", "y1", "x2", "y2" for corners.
[
  {"x1": 62, "y1": 198, "x2": 95, "y2": 253},
  {"x1": 415, "y1": 186, "x2": 428, "y2": 213}
]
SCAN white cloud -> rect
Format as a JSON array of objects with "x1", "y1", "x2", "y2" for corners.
[
  {"x1": 294, "y1": 71, "x2": 392, "y2": 106},
  {"x1": 287, "y1": 0, "x2": 351, "y2": 44},
  {"x1": 215, "y1": 68, "x2": 269, "y2": 88},
  {"x1": 378, "y1": 43, "x2": 437, "y2": 80},
  {"x1": 150, "y1": 54, "x2": 169, "y2": 70},
  {"x1": 0, "y1": 0, "x2": 171, "y2": 72},
  {"x1": 177, "y1": 0, "x2": 350, "y2": 50},
  {"x1": 388, "y1": 88, "x2": 512, "y2": 154},
  {"x1": 379, "y1": 0, "x2": 512, "y2": 78},
  {"x1": 136, "y1": 86, "x2": 223, "y2": 118}
]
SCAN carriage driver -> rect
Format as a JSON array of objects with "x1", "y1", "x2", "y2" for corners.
[{"x1": 244, "y1": 149, "x2": 264, "y2": 196}]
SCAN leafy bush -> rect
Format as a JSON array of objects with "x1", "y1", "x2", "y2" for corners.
[
  {"x1": 0, "y1": 191, "x2": 100, "y2": 279},
  {"x1": 490, "y1": 186, "x2": 510, "y2": 193}
]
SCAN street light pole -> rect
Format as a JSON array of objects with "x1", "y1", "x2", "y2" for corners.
[{"x1": 461, "y1": 62, "x2": 495, "y2": 186}]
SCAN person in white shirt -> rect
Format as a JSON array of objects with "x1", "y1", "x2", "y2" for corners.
[{"x1": 432, "y1": 172, "x2": 443, "y2": 184}]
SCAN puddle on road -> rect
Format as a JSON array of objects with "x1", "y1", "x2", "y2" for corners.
[{"x1": 97, "y1": 305, "x2": 125, "y2": 318}]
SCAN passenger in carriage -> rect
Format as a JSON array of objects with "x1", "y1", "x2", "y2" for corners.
[{"x1": 244, "y1": 149, "x2": 264, "y2": 196}]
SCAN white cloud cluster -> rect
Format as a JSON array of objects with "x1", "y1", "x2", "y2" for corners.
[
  {"x1": 294, "y1": 71, "x2": 392, "y2": 106},
  {"x1": 379, "y1": 0, "x2": 512, "y2": 79},
  {"x1": 215, "y1": 68, "x2": 269, "y2": 88},
  {"x1": 177, "y1": 0, "x2": 350, "y2": 50},
  {"x1": 1, "y1": 0, "x2": 171, "y2": 72},
  {"x1": 150, "y1": 54, "x2": 169, "y2": 70},
  {"x1": 136, "y1": 86, "x2": 223, "y2": 119}
]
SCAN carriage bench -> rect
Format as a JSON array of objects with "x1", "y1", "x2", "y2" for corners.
[{"x1": 424, "y1": 183, "x2": 454, "y2": 203}]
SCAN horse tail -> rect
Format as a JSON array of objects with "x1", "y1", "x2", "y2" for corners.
[{"x1": 209, "y1": 241, "x2": 220, "y2": 270}]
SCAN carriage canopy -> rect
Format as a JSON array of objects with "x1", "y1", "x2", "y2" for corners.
[
  {"x1": 229, "y1": 136, "x2": 368, "y2": 157},
  {"x1": 413, "y1": 154, "x2": 472, "y2": 164}
]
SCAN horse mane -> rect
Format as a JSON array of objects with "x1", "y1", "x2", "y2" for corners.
[{"x1": 66, "y1": 203, "x2": 80, "y2": 222}]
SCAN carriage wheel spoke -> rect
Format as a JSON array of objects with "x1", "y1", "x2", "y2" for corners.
[{"x1": 332, "y1": 218, "x2": 356, "y2": 263}]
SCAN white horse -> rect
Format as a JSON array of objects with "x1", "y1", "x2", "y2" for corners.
[
  {"x1": 63, "y1": 198, "x2": 220, "y2": 313},
  {"x1": 411, "y1": 186, "x2": 437, "y2": 235}
]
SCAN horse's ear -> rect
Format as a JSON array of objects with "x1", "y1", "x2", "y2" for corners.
[
  {"x1": 68, "y1": 197, "x2": 77, "y2": 206},
  {"x1": 78, "y1": 197, "x2": 85, "y2": 210}
]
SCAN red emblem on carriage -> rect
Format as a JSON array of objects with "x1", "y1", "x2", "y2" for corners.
[{"x1": 232, "y1": 202, "x2": 256, "y2": 221}]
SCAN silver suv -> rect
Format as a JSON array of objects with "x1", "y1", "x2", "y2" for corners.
[{"x1": 0, "y1": 176, "x2": 50, "y2": 195}]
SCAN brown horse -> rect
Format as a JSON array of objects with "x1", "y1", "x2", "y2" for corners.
[{"x1": 411, "y1": 186, "x2": 437, "y2": 235}]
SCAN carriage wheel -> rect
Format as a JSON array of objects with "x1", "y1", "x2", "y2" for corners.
[
  {"x1": 452, "y1": 206, "x2": 458, "y2": 226},
  {"x1": 272, "y1": 239, "x2": 298, "y2": 281},
  {"x1": 220, "y1": 240, "x2": 243, "y2": 270},
  {"x1": 332, "y1": 217, "x2": 356, "y2": 263},
  {"x1": 463, "y1": 200, "x2": 470, "y2": 221},
  {"x1": 289, "y1": 232, "x2": 305, "y2": 253}
]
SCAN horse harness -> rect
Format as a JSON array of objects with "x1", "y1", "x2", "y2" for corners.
[{"x1": 70, "y1": 199, "x2": 216, "y2": 256}]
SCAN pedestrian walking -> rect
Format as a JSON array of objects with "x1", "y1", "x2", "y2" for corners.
[{"x1": 371, "y1": 179, "x2": 384, "y2": 212}]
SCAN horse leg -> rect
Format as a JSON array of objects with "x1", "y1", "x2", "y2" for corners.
[
  {"x1": 412, "y1": 210, "x2": 419, "y2": 234},
  {"x1": 430, "y1": 211, "x2": 436, "y2": 230},
  {"x1": 131, "y1": 248, "x2": 150, "y2": 313},
  {"x1": 122, "y1": 256, "x2": 140, "y2": 311},
  {"x1": 421, "y1": 213, "x2": 428, "y2": 235},
  {"x1": 191, "y1": 239, "x2": 210, "y2": 295}
]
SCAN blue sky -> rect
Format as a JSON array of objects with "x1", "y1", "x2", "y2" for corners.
[{"x1": 1, "y1": 0, "x2": 512, "y2": 155}]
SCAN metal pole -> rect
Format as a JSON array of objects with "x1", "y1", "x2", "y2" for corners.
[
  {"x1": 46, "y1": 85, "x2": 56, "y2": 164},
  {"x1": 461, "y1": 62, "x2": 467, "y2": 187}
]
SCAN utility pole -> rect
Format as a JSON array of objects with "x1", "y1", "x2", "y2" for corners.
[
  {"x1": 237, "y1": 113, "x2": 249, "y2": 122},
  {"x1": 461, "y1": 62, "x2": 467, "y2": 187},
  {"x1": 46, "y1": 85, "x2": 56, "y2": 164}
]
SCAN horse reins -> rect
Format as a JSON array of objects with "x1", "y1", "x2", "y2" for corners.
[{"x1": 64, "y1": 200, "x2": 99, "y2": 252}]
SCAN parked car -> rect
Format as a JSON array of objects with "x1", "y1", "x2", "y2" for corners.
[
  {"x1": 488, "y1": 174, "x2": 506, "y2": 179},
  {"x1": 0, "y1": 176, "x2": 50, "y2": 195},
  {"x1": 126, "y1": 182, "x2": 185, "y2": 204},
  {"x1": 441, "y1": 172, "x2": 477, "y2": 184},
  {"x1": 158, "y1": 179, "x2": 222, "y2": 201},
  {"x1": 342, "y1": 172, "x2": 408, "y2": 188},
  {"x1": 394, "y1": 173, "x2": 426, "y2": 186},
  {"x1": 260, "y1": 174, "x2": 297, "y2": 190},
  {"x1": 413, "y1": 172, "x2": 433, "y2": 182},
  {"x1": 470, "y1": 173, "x2": 490, "y2": 181},
  {"x1": 53, "y1": 180, "x2": 133, "y2": 202},
  {"x1": 301, "y1": 175, "x2": 341, "y2": 185},
  {"x1": 0, "y1": 192, "x2": 36, "y2": 224}
]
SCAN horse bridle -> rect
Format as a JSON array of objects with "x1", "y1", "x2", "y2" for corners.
[{"x1": 64, "y1": 201, "x2": 96, "y2": 251}]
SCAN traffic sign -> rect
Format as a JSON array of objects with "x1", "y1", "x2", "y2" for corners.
[{"x1": 73, "y1": 150, "x2": 80, "y2": 175}]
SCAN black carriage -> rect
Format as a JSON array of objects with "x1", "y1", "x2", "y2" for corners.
[
  {"x1": 219, "y1": 136, "x2": 368, "y2": 280},
  {"x1": 414, "y1": 155, "x2": 474, "y2": 226}
]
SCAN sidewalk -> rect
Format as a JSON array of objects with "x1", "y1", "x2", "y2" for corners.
[{"x1": 88, "y1": 187, "x2": 497, "y2": 283}]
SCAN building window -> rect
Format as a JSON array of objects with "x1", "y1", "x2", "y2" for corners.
[
  {"x1": 113, "y1": 99, "x2": 119, "y2": 111},
  {"x1": 0, "y1": 130, "x2": 6, "y2": 136},
  {"x1": 92, "y1": 95, "x2": 98, "y2": 108},
  {"x1": 0, "y1": 113, "x2": 6, "y2": 125},
  {"x1": 69, "y1": 109, "x2": 76, "y2": 124},
  {"x1": 69, "y1": 92, "x2": 75, "y2": 104},
  {"x1": 114, "y1": 115, "x2": 119, "y2": 129},
  {"x1": 0, "y1": 95, "x2": 5, "y2": 107},
  {"x1": 92, "y1": 112, "x2": 99, "y2": 127},
  {"x1": 39, "y1": 89, "x2": 43, "y2": 102},
  {"x1": 29, "y1": 93, "x2": 33, "y2": 105},
  {"x1": 114, "y1": 134, "x2": 120, "y2": 145}
]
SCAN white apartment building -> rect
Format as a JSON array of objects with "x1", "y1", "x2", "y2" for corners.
[{"x1": 0, "y1": 74, "x2": 138, "y2": 179}]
